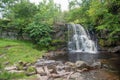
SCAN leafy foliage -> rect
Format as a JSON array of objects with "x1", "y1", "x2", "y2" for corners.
[
  {"x1": 66, "y1": 0, "x2": 120, "y2": 46},
  {"x1": 26, "y1": 22, "x2": 52, "y2": 47},
  {"x1": 0, "y1": 0, "x2": 61, "y2": 47}
]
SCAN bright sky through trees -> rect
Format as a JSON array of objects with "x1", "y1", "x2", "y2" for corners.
[
  {"x1": 30, "y1": 0, "x2": 69, "y2": 11},
  {"x1": 0, "y1": 0, "x2": 69, "y2": 18}
]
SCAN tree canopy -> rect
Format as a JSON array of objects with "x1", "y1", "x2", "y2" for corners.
[
  {"x1": 65, "y1": 0, "x2": 120, "y2": 46},
  {"x1": 0, "y1": 0, "x2": 61, "y2": 48}
]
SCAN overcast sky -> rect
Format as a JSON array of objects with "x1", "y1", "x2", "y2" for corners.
[{"x1": 30, "y1": 0, "x2": 69, "y2": 11}]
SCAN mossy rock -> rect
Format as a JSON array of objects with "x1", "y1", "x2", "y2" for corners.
[
  {"x1": 51, "y1": 39, "x2": 65, "y2": 45},
  {"x1": 25, "y1": 66, "x2": 36, "y2": 76},
  {"x1": 26, "y1": 66, "x2": 36, "y2": 73}
]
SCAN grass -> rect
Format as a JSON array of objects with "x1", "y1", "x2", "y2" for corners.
[
  {"x1": 0, "y1": 39, "x2": 46, "y2": 80},
  {"x1": 0, "y1": 39, "x2": 45, "y2": 65},
  {"x1": 0, "y1": 71, "x2": 25, "y2": 80}
]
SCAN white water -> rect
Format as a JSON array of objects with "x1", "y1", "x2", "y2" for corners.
[{"x1": 68, "y1": 24, "x2": 97, "y2": 54}]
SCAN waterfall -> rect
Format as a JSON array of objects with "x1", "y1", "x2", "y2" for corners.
[{"x1": 68, "y1": 24, "x2": 97, "y2": 54}]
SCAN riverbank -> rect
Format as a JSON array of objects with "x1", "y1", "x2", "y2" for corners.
[
  {"x1": 0, "y1": 39, "x2": 120, "y2": 80},
  {"x1": 0, "y1": 39, "x2": 45, "y2": 79}
]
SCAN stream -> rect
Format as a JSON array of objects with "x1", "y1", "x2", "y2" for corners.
[{"x1": 50, "y1": 51, "x2": 120, "y2": 80}]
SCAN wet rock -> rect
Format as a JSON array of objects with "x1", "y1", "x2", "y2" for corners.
[
  {"x1": 70, "y1": 72, "x2": 84, "y2": 80},
  {"x1": 75, "y1": 61, "x2": 89, "y2": 69},
  {"x1": 56, "y1": 69, "x2": 66, "y2": 74},
  {"x1": 112, "y1": 46, "x2": 120, "y2": 53},
  {"x1": 65, "y1": 62, "x2": 75, "y2": 67},
  {"x1": 36, "y1": 67, "x2": 45, "y2": 75},
  {"x1": 35, "y1": 59, "x2": 56, "y2": 67},
  {"x1": 65, "y1": 62, "x2": 76, "y2": 71},
  {"x1": 108, "y1": 46, "x2": 120, "y2": 53},
  {"x1": 56, "y1": 65, "x2": 65, "y2": 71},
  {"x1": 47, "y1": 65, "x2": 57, "y2": 73},
  {"x1": 91, "y1": 61, "x2": 101, "y2": 69},
  {"x1": 55, "y1": 61, "x2": 64, "y2": 66},
  {"x1": 70, "y1": 72, "x2": 81, "y2": 78}
]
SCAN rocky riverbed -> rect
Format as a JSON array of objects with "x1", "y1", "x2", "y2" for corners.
[{"x1": 4, "y1": 51, "x2": 120, "y2": 80}]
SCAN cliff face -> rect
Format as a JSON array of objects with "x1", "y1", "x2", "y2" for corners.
[{"x1": 51, "y1": 23, "x2": 68, "y2": 51}]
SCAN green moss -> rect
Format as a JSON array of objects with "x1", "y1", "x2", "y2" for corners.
[
  {"x1": 51, "y1": 39, "x2": 65, "y2": 45},
  {"x1": 48, "y1": 46, "x2": 56, "y2": 51},
  {"x1": 99, "y1": 39, "x2": 105, "y2": 47},
  {"x1": 26, "y1": 66, "x2": 36, "y2": 73}
]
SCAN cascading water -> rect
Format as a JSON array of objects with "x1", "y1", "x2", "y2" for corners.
[{"x1": 68, "y1": 24, "x2": 97, "y2": 54}]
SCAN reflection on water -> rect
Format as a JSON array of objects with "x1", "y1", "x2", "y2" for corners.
[
  {"x1": 68, "y1": 52, "x2": 99, "y2": 64},
  {"x1": 49, "y1": 51, "x2": 120, "y2": 79},
  {"x1": 68, "y1": 52, "x2": 118, "y2": 63},
  {"x1": 68, "y1": 52, "x2": 120, "y2": 78}
]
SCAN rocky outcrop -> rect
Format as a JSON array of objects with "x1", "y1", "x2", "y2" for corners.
[
  {"x1": 5, "y1": 58, "x2": 101, "y2": 80},
  {"x1": 35, "y1": 59, "x2": 87, "y2": 80},
  {"x1": 108, "y1": 46, "x2": 120, "y2": 53}
]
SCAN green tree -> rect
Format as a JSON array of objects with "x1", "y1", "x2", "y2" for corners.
[
  {"x1": 2, "y1": 0, "x2": 37, "y2": 39},
  {"x1": 25, "y1": 0, "x2": 61, "y2": 48},
  {"x1": 66, "y1": 0, "x2": 120, "y2": 46}
]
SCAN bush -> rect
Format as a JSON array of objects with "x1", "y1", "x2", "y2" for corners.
[{"x1": 26, "y1": 22, "x2": 52, "y2": 48}]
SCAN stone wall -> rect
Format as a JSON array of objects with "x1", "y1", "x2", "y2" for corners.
[{"x1": 0, "y1": 27, "x2": 30, "y2": 40}]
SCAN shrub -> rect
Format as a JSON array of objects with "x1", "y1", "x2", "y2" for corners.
[{"x1": 26, "y1": 22, "x2": 52, "y2": 48}]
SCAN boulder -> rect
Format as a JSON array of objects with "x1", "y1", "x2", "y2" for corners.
[
  {"x1": 65, "y1": 62, "x2": 75, "y2": 67},
  {"x1": 108, "y1": 46, "x2": 120, "y2": 53},
  {"x1": 36, "y1": 67, "x2": 45, "y2": 74},
  {"x1": 91, "y1": 61, "x2": 101, "y2": 69},
  {"x1": 75, "y1": 61, "x2": 89, "y2": 69},
  {"x1": 112, "y1": 46, "x2": 120, "y2": 53},
  {"x1": 70, "y1": 72, "x2": 84, "y2": 80},
  {"x1": 70, "y1": 72, "x2": 81, "y2": 78}
]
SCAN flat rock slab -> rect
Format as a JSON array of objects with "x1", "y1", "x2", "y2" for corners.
[
  {"x1": 5, "y1": 66, "x2": 17, "y2": 71},
  {"x1": 35, "y1": 59, "x2": 62, "y2": 67},
  {"x1": 8, "y1": 70, "x2": 24, "y2": 73}
]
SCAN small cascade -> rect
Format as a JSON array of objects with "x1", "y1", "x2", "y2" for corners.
[{"x1": 68, "y1": 24, "x2": 97, "y2": 54}]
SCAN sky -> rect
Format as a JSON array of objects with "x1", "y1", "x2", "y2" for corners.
[{"x1": 30, "y1": 0, "x2": 69, "y2": 11}]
